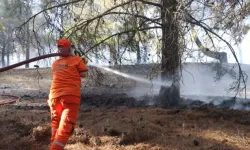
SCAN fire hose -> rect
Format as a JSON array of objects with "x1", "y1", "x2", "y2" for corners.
[
  {"x1": 0, "y1": 51, "x2": 89, "y2": 105},
  {"x1": 0, "y1": 94, "x2": 20, "y2": 105},
  {"x1": 0, "y1": 53, "x2": 68, "y2": 72}
]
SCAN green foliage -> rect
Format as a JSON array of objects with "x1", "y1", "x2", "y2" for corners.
[{"x1": 0, "y1": 23, "x2": 4, "y2": 31}]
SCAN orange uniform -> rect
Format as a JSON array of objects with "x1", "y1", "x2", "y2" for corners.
[
  {"x1": 48, "y1": 39, "x2": 88, "y2": 150},
  {"x1": 49, "y1": 56, "x2": 87, "y2": 101}
]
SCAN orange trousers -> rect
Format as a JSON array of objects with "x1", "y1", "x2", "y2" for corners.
[{"x1": 48, "y1": 95, "x2": 80, "y2": 150}]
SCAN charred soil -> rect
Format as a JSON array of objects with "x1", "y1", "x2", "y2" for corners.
[{"x1": 0, "y1": 69, "x2": 250, "y2": 150}]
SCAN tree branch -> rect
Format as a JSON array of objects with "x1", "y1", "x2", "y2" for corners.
[
  {"x1": 17, "y1": 0, "x2": 161, "y2": 31},
  {"x1": 85, "y1": 26, "x2": 161, "y2": 54},
  {"x1": 17, "y1": 0, "x2": 87, "y2": 29},
  {"x1": 136, "y1": 0, "x2": 162, "y2": 8},
  {"x1": 187, "y1": 13, "x2": 247, "y2": 98},
  {"x1": 65, "y1": 11, "x2": 161, "y2": 37}
]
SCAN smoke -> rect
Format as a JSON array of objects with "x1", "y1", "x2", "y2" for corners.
[
  {"x1": 127, "y1": 63, "x2": 244, "y2": 98},
  {"x1": 90, "y1": 64, "x2": 172, "y2": 106},
  {"x1": 182, "y1": 63, "x2": 249, "y2": 98},
  {"x1": 127, "y1": 74, "x2": 164, "y2": 97},
  {"x1": 181, "y1": 63, "x2": 250, "y2": 110},
  {"x1": 91, "y1": 63, "x2": 250, "y2": 109}
]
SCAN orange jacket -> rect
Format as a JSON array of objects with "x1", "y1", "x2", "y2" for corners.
[{"x1": 49, "y1": 56, "x2": 88, "y2": 102}]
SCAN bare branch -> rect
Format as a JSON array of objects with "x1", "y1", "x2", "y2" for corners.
[
  {"x1": 17, "y1": 0, "x2": 87, "y2": 29},
  {"x1": 65, "y1": 11, "x2": 161, "y2": 38},
  {"x1": 187, "y1": 13, "x2": 247, "y2": 98}
]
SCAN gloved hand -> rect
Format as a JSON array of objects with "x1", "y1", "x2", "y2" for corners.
[{"x1": 81, "y1": 56, "x2": 88, "y2": 64}]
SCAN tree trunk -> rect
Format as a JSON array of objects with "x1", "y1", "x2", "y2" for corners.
[
  {"x1": 6, "y1": 24, "x2": 11, "y2": 67},
  {"x1": 158, "y1": 0, "x2": 181, "y2": 107},
  {"x1": 109, "y1": 44, "x2": 117, "y2": 65},
  {"x1": 1, "y1": 44, "x2": 5, "y2": 67},
  {"x1": 6, "y1": 43, "x2": 9, "y2": 66},
  {"x1": 1, "y1": 33, "x2": 6, "y2": 67},
  {"x1": 17, "y1": 51, "x2": 21, "y2": 62},
  {"x1": 95, "y1": 47, "x2": 99, "y2": 64},
  {"x1": 25, "y1": 23, "x2": 30, "y2": 68},
  {"x1": 143, "y1": 46, "x2": 147, "y2": 63},
  {"x1": 136, "y1": 42, "x2": 141, "y2": 64}
]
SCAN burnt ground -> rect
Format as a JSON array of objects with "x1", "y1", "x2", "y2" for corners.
[{"x1": 1, "y1": 68, "x2": 250, "y2": 150}]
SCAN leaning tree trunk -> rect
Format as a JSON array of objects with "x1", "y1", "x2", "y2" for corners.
[{"x1": 158, "y1": 0, "x2": 181, "y2": 107}]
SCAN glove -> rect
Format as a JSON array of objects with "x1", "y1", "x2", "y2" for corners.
[{"x1": 81, "y1": 56, "x2": 88, "y2": 64}]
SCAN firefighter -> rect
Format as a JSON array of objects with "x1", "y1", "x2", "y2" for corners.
[{"x1": 47, "y1": 39, "x2": 88, "y2": 149}]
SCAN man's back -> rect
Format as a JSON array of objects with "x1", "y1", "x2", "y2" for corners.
[{"x1": 49, "y1": 56, "x2": 88, "y2": 101}]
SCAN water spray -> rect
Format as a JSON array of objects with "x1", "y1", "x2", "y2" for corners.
[{"x1": 90, "y1": 64, "x2": 171, "y2": 88}]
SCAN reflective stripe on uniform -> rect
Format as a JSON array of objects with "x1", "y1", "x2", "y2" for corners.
[
  {"x1": 52, "y1": 128, "x2": 58, "y2": 131},
  {"x1": 53, "y1": 140, "x2": 65, "y2": 147}
]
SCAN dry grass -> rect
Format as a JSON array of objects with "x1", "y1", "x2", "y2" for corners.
[{"x1": 1, "y1": 104, "x2": 250, "y2": 149}]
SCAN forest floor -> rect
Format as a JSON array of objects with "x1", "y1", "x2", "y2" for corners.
[{"x1": 0, "y1": 68, "x2": 250, "y2": 150}]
